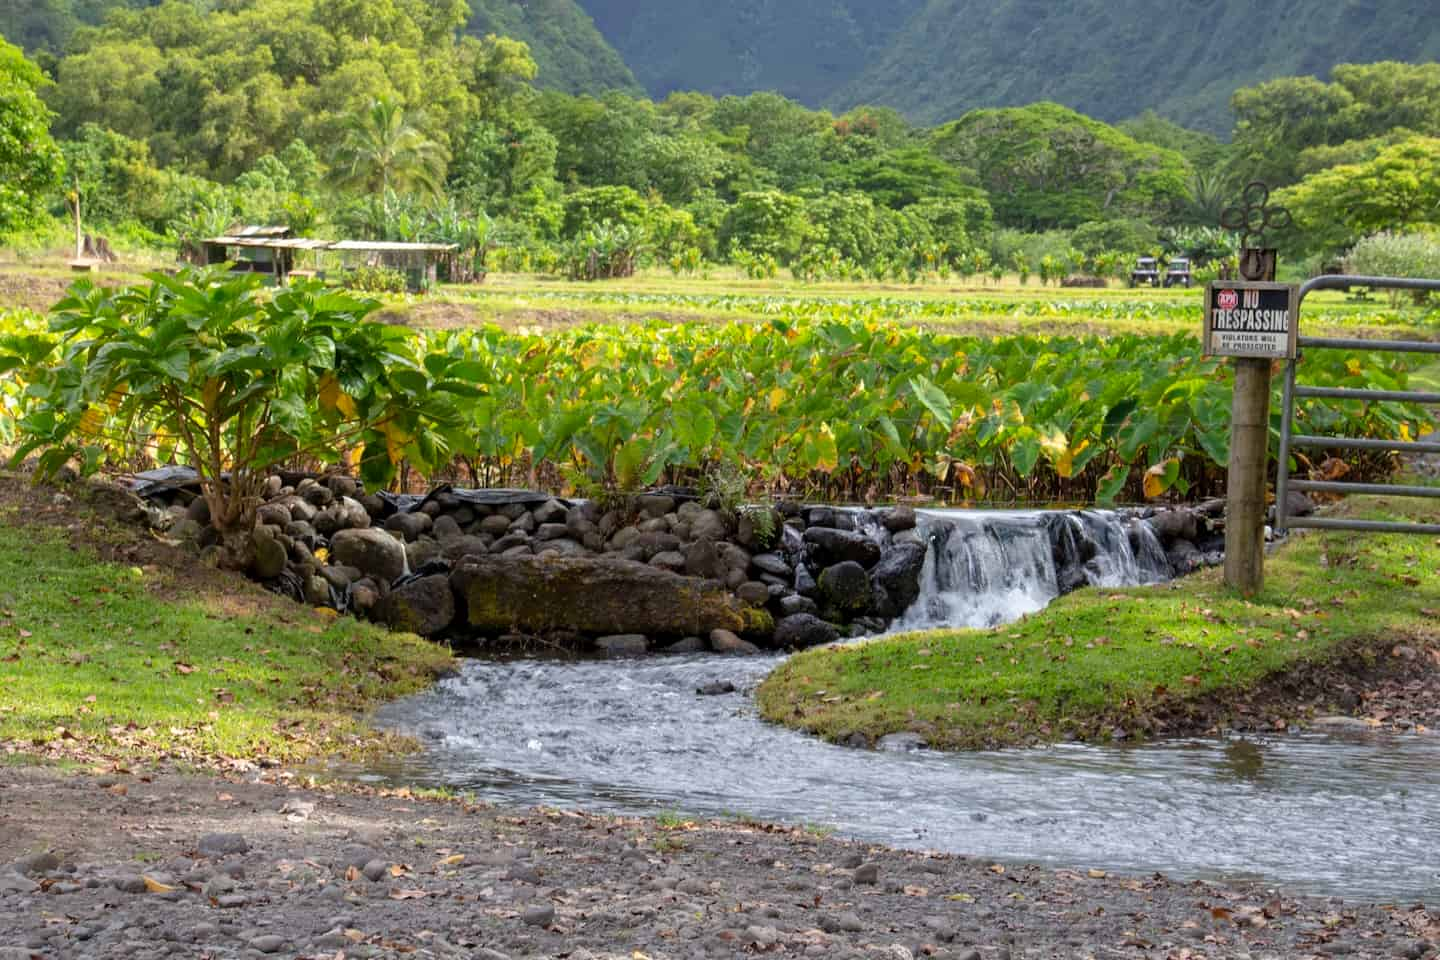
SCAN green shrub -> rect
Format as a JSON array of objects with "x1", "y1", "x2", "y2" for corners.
[
  {"x1": 342, "y1": 265, "x2": 407, "y2": 293},
  {"x1": 9, "y1": 269, "x2": 472, "y2": 561}
]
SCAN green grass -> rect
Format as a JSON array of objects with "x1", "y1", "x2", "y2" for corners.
[
  {"x1": 757, "y1": 497, "x2": 1440, "y2": 750},
  {"x1": 394, "y1": 271, "x2": 1437, "y2": 341},
  {"x1": 0, "y1": 487, "x2": 453, "y2": 766}
]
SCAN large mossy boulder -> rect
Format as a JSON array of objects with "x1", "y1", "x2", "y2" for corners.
[{"x1": 450, "y1": 555, "x2": 747, "y2": 637}]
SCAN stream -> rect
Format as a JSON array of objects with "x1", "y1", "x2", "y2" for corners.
[{"x1": 357, "y1": 509, "x2": 1440, "y2": 902}]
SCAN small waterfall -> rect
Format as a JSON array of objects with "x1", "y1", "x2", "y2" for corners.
[{"x1": 892, "y1": 509, "x2": 1170, "y2": 632}]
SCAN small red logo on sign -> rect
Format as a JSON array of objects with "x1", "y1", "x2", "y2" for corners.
[{"x1": 1217, "y1": 289, "x2": 1239, "y2": 311}]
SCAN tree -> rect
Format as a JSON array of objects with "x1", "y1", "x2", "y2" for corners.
[
  {"x1": 721, "y1": 190, "x2": 808, "y2": 262},
  {"x1": 931, "y1": 103, "x2": 1190, "y2": 230},
  {"x1": 1276, "y1": 136, "x2": 1440, "y2": 253},
  {"x1": 330, "y1": 97, "x2": 449, "y2": 198},
  {"x1": 0, "y1": 35, "x2": 63, "y2": 236},
  {"x1": 450, "y1": 115, "x2": 558, "y2": 213}
]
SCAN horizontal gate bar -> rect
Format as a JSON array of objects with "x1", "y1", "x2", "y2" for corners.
[
  {"x1": 1292, "y1": 385, "x2": 1440, "y2": 404},
  {"x1": 1289, "y1": 479, "x2": 1440, "y2": 498},
  {"x1": 1288, "y1": 434, "x2": 1440, "y2": 455},
  {"x1": 1297, "y1": 336, "x2": 1440, "y2": 354},
  {"x1": 1282, "y1": 516, "x2": 1440, "y2": 536},
  {"x1": 1299, "y1": 274, "x2": 1440, "y2": 298}
]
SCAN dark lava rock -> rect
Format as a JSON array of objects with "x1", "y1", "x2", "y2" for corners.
[
  {"x1": 751, "y1": 552, "x2": 794, "y2": 579},
  {"x1": 684, "y1": 539, "x2": 723, "y2": 579},
  {"x1": 697, "y1": 681, "x2": 737, "y2": 696},
  {"x1": 533, "y1": 499, "x2": 567, "y2": 525},
  {"x1": 521, "y1": 903, "x2": 555, "y2": 927},
  {"x1": 379, "y1": 574, "x2": 455, "y2": 637},
  {"x1": 662, "y1": 637, "x2": 708, "y2": 654},
  {"x1": 479, "y1": 514, "x2": 513, "y2": 536},
  {"x1": 594, "y1": 634, "x2": 648, "y2": 657},
  {"x1": 250, "y1": 535, "x2": 288, "y2": 580},
  {"x1": 331, "y1": 528, "x2": 407, "y2": 584},
  {"x1": 637, "y1": 531, "x2": 682, "y2": 558},
  {"x1": 881, "y1": 505, "x2": 917, "y2": 532},
  {"x1": 779, "y1": 594, "x2": 818, "y2": 617},
  {"x1": 432, "y1": 514, "x2": 463, "y2": 541},
  {"x1": 255, "y1": 503, "x2": 290, "y2": 527},
  {"x1": 636, "y1": 494, "x2": 675, "y2": 518},
  {"x1": 818, "y1": 561, "x2": 871, "y2": 614},
  {"x1": 1166, "y1": 539, "x2": 1203, "y2": 576},
  {"x1": 710, "y1": 629, "x2": 762, "y2": 655},
  {"x1": 794, "y1": 564, "x2": 818, "y2": 598},
  {"x1": 735, "y1": 581, "x2": 771, "y2": 606},
  {"x1": 442, "y1": 535, "x2": 492, "y2": 563},
  {"x1": 1146, "y1": 509, "x2": 1198, "y2": 545},
  {"x1": 805, "y1": 507, "x2": 836, "y2": 528},
  {"x1": 803, "y1": 527, "x2": 881, "y2": 569},
  {"x1": 689, "y1": 509, "x2": 729, "y2": 542},
  {"x1": 451, "y1": 555, "x2": 745, "y2": 637},
  {"x1": 870, "y1": 541, "x2": 928, "y2": 613},
  {"x1": 773, "y1": 613, "x2": 840, "y2": 650}
]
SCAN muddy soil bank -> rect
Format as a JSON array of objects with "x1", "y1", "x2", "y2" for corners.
[{"x1": 0, "y1": 765, "x2": 1435, "y2": 960}]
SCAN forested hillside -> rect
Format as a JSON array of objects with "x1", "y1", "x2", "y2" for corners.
[
  {"x1": 465, "y1": 0, "x2": 638, "y2": 96},
  {"x1": 6, "y1": 0, "x2": 1438, "y2": 130},
  {"x1": 582, "y1": 0, "x2": 924, "y2": 106},
  {"x1": 837, "y1": 0, "x2": 1440, "y2": 132}
]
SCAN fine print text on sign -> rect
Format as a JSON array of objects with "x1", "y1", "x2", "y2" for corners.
[{"x1": 1202, "y1": 280, "x2": 1299, "y2": 359}]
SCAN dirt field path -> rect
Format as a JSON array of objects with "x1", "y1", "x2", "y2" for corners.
[{"x1": 0, "y1": 764, "x2": 1435, "y2": 959}]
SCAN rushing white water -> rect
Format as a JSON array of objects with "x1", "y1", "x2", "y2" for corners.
[
  {"x1": 892, "y1": 509, "x2": 1170, "y2": 631},
  {"x1": 355, "y1": 507, "x2": 1440, "y2": 902}
]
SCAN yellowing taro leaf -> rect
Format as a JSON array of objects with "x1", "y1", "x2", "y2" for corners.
[
  {"x1": 1038, "y1": 427, "x2": 1068, "y2": 461},
  {"x1": 1345, "y1": 358, "x2": 1362, "y2": 376},
  {"x1": 768, "y1": 387, "x2": 786, "y2": 411},
  {"x1": 807, "y1": 424, "x2": 839, "y2": 472},
  {"x1": 1055, "y1": 439, "x2": 1089, "y2": 479},
  {"x1": 434, "y1": 854, "x2": 465, "y2": 867},
  {"x1": 143, "y1": 875, "x2": 177, "y2": 893},
  {"x1": 1143, "y1": 459, "x2": 1179, "y2": 499}
]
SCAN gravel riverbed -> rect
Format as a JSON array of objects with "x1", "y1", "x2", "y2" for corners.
[{"x1": 0, "y1": 765, "x2": 1435, "y2": 960}]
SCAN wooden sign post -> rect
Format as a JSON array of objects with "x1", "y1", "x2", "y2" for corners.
[{"x1": 1212, "y1": 183, "x2": 1296, "y2": 596}]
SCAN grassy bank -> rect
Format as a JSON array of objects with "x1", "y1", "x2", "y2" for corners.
[
  {"x1": 0, "y1": 475, "x2": 453, "y2": 768},
  {"x1": 757, "y1": 497, "x2": 1440, "y2": 749}
]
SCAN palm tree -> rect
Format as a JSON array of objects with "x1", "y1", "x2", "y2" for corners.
[{"x1": 331, "y1": 97, "x2": 449, "y2": 199}]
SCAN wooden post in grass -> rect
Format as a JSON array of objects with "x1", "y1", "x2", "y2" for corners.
[
  {"x1": 1222, "y1": 248, "x2": 1278, "y2": 596},
  {"x1": 1213, "y1": 183, "x2": 1294, "y2": 597}
]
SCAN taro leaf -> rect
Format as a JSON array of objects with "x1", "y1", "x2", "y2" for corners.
[
  {"x1": 1011, "y1": 433, "x2": 1041, "y2": 478},
  {"x1": 1101, "y1": 398, "x2": 1138, "y2": 441},
  {"x1": 1095, "y1": 464, "x2": 1129, "y2": 504},
  {"x1": 674, "y1": 404, "x2": 716, "y2": 455},
  {"x1": 909, "y1": 375, "x2": 953, "y2": 430}
]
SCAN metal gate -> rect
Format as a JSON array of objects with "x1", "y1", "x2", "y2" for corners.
[{"x1": 1274, "y1": 274, "x2": 1440, "y2": 536}]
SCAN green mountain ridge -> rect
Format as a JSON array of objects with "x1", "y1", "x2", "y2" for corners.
[
  {"x1": 574, "y1": 0, "x2": 1440, "y2": 132},
  {"x1": 835, "y1": 0, "x2": 1440, "y2": 132},
  {"x1": 5, "y1": 0, "x2": 1439, "y2": 133}
]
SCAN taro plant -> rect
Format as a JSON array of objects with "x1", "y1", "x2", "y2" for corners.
[{"x1": 9, "y1": 268, "x2": 478, "y2": 566}]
